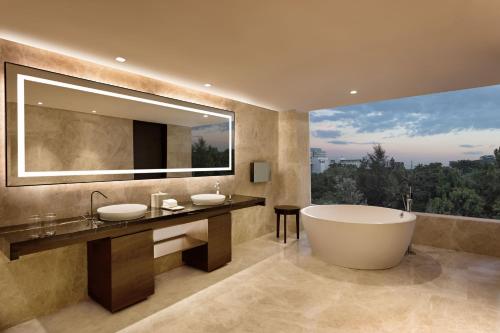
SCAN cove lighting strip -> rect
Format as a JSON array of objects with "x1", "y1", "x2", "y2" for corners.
[{"x1": 17, "y1": 74, "x2": 232, "y2": 177}]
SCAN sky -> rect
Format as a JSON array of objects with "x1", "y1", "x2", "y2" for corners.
[
  {"x1": 192, "y1": 122, "x2": 230, "y2": 151},
  {"x1": 310, "y1": 84, "x2": 500, "y2": 167}
]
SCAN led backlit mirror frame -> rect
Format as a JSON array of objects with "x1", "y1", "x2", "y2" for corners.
[{"x1": 5, "y1": 63, "x2": 235, "y2": 186}]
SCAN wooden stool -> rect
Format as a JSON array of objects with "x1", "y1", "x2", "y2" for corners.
[{"x1": 274, "y1": 205, "x2": 300, "y2": 243}]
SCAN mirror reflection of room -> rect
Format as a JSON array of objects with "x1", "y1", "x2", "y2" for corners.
[{"x1": 5, "y1": 63, "x2": 233, "y2": 185}]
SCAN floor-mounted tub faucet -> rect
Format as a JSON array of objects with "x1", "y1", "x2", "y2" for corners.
[
  {"x1": 402, "y1": 186, "x2": 415, "y2": 255},
  {"x1": 404, "y1": 186, "x2": 413, "y2": 212},
  {"x1": 401, "y1": 186, "x2": 413, "y2": 216}
]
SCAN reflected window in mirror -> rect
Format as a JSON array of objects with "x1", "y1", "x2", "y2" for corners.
[{"x1": 5, "y1": 63, "x2": 235, "y2": 186}]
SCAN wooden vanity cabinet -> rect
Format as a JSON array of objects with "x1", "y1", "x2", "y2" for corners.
[
  {"x1": 87, "y1": 229, "x2": 154, "y2": 312},
  {"x1": 86, "y1": 213, "x2": 233, "y2": 312},
  {"x1": 183, "y1": 213, "x2": 232, "y2": 272}
]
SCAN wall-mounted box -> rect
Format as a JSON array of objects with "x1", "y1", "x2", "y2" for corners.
[{"x1": 250, "y1": 162, "x2": 271, "y2": 183}]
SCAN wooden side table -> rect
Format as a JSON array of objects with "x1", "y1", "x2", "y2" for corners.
[{"x1": 274, "y1": 205, "x2": 300, "y2": 243}]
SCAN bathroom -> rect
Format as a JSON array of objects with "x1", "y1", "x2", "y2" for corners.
[{"x1": 1, "y1": 2, "x2": 500, "y2": 332}]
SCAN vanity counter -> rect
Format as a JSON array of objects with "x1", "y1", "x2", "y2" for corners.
[{"x1": 0, "y1": 194, "x2": 265, "y2": 260}]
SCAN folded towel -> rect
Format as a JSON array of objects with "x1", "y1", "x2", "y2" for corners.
[{"x1": 162, "y1": 199, "x2": 178, "y2": 208}]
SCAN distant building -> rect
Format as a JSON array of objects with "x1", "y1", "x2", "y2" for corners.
[
  {"x1": 338, "y1": 158, "x2": 362, "y2": 168},
  {"x1": 311, "y1": 148, "x2": 329, "y2": 173},
  {"x1": 449, "y1": 155, "x2": 496, "y2": 170},
  {"x1": 480, "y1": 155, "x2": 496, "y2": 164}
]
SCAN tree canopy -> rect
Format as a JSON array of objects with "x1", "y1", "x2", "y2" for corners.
[
  {"x1": 312, "y1": 145, "x2": 500, "y2": 219},
  {"x1": 191, "y1": 137, "x2": 231, "y2": 176}
]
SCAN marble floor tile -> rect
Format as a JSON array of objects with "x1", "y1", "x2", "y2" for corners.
[{"x1": 6, "y1": 234, "x2": 500, "y2": 333}]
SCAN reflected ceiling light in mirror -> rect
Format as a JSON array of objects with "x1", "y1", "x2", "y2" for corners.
[
  {"x1": 203, "y1": 115, "x2": 209, "y2": 118},
  {"x1": 16, "y1": 73, "x2": 233, "y2": 177},
  {"x1": 115, "y1": 56, "x2": 126, "y2": 63},
  {"x1": 349, "y1": 90, "x2": 358, "y2": 95}
]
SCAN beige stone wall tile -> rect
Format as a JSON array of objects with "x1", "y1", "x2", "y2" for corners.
[
  {"x1": 414, "y1": 213, "x2": 500, "y2": 258},
  {"x1": 277, "y1": 110, "x2": 311, "y2": 233},
  {"x1": 0, "y1": 244, "x2": 86, "y2": 330},
  {"x1": 154, "y1": 252, "x2": 183, "y2": 275}
]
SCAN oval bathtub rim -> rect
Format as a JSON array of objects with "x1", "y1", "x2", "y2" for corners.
[{"x1": 301, "y1": 204, "x2": 417, "y2": 225}]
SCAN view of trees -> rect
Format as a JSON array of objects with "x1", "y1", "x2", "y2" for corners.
[
  {"x1": 311, "y1": 145, "x2": 500, "y2": 220},
  {"x1": 192, "y1": 137, "x2": 232, "y2": 176}
]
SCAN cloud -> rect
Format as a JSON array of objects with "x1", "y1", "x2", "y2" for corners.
[
  {"x1": 329, "y1": 140, "x2": 380, "y2": 145},
  {"x1": 329, "y1": 140, "x2": 350, "y2": 145},
  {"x1": 459, "y1": 144, "x2": 482, "y2": 148},
  {"x1": 192, "y1": 122, "x2": 230, "y2": 132},
  {"x1": 312, "y1": 129, "x2": 342, "y2": 139},
  {"x1": 310, "y1": 84, "x2": 500, "y2": 137},
  {"x1": 192, "y1": 122, "x2": 230, "y2": 150},
  {"x1": 463, "y1": 151, "x2": 483, "y2": 155}
]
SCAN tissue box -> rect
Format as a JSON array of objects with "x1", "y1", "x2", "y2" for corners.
[{"x1": 151, "y1": 192, "x2": 169, "y2": 208}]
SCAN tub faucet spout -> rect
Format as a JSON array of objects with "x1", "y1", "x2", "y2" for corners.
[
  {"x1": 402, "y1": 186, "x2": 413, "y2": 212},
  {"x1": 402, "y1": 186, "x2": 415, "y2": 255}
]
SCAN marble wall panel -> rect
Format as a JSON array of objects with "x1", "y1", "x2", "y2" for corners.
[
  {"x1": 277, "y1": 110, "x2": 311, "y2": 233},
  {"x1": 0, "y1": 244, "x2": 87, "y2": 329},
  {"x1": 7, "y1": 103, "x2": 134, "y2": 185},
  {"x1": 414, "y1": 213, "x2": 500, "y2": 257},
  {"x1": 166, "y1": 124, "x2": 192, "y2": 178},
  {"x1": 154, "y1": 253, "x2": 183, "y2": 275}
]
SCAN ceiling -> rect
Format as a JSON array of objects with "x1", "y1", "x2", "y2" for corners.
[{"x1": 1, "y1": 0, "x2": 500, "y2": 112}]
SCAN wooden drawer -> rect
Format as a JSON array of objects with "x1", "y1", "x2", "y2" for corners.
[{"x1": 87, "y1": 229, "x2": 154, "y2": 312}]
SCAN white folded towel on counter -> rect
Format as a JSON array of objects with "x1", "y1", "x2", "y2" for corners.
[{"x1": 162, "y1": 199, "x2": 178, "y2": 208}]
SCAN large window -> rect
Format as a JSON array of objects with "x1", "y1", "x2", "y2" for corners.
[{"x1": 310, "y1": 85, "x2": 500, "y2": 220}]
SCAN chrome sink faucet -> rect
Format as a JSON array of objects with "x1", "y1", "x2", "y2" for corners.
[
  {"x1": 215, "y1": 181, "x2": 221, "y2": 195},
  {"x1": 90, "y1": 191, "x2": 108, "y2": 226}
]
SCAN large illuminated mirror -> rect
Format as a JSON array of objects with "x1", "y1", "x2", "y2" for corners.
[{"x1": 5, "y1": 63, "x2": 234, "y2": 186}]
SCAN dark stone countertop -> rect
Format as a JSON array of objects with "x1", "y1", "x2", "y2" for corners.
[{"x1": 0, "y1": 194, "x2": 265, "y2": 260}]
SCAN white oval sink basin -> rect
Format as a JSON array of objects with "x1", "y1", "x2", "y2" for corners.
[
  {"x1": 97, "y1": 204, "x2": 148, "y2": 221},
  {"x1": 191, "y1": 194, "x2": 226, "y2": 206}
]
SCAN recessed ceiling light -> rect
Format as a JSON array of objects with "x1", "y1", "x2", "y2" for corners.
[
  {"x1": 204, "y1": 83, "x2": 212, "y2": 87},
  {"x1": 92, "y1": 110, "x2": 97, "y2": 113},
  {"x1": 37, "y1": 101, "x2": 43, "y2": 105},
  {"x1": 203, "y1": 115, "x2": 209, "y2": 118},
  {"x1": 350, "y1": 90, "x2": 358, "y2": 95},
  {"x1": 115, "y1": 56, "x2": 126, "y2": 63}
]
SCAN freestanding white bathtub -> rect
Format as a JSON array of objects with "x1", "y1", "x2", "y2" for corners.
[{"x1": 301, "y1": 205, "x2": 416, "y2": 269}]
